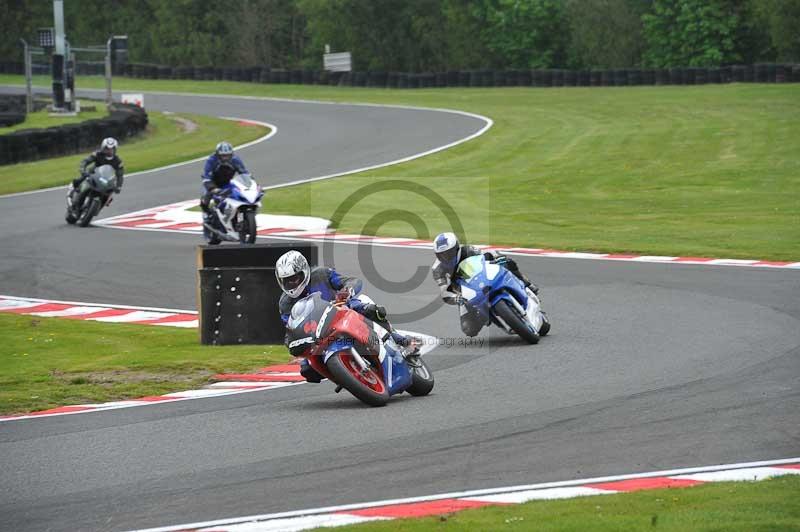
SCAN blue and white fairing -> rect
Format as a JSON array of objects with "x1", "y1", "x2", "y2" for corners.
[
  {"x1": 211, "y1": 173, "x2": 264, "y2": 239},
  {"x1": 456, "y1": 255, "x2": 545, "y2": 334}
]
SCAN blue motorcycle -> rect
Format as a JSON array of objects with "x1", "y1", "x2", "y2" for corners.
[
  {"x1": 203, "y1": 173, "x2": 264, "y2": 245},
  {"x1": 455, "y1": 255, "x2": 550, "y2": 344}
]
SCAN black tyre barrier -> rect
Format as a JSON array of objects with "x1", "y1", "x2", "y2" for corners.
[
  {"x1": 0, "y1": 103, "x2": 147, "y2": 166},
  {"x1": 469, "y1": 70, "x2": 481, "y2": 87},
  {"x1": 65, "y1": 61, "x2": 796, "y2": 92},
  {"x1": 363, "y1": 71, "x2": 382, "y2": 88},
  {"x1": 0, "y1": 112, "x2": 25, "y2": 127},
  {"x1": 539, "y1": 70, "x2": 553, "y2": 87},
  {"x1": 793, "y1": 66, "x2": 800, "y2": 83},
  {"x1": 446, "y1": 71, "x2": 460, "y2": 87},
  {"x1": 397, "y1": 72, "x2": 409, "y2": 89},
  {"x1": 507, "y1": 70, "x2": 521, "y2": 86},
  {"x1": 352, "y1": 71, "x2": 366, "y2": 87}
]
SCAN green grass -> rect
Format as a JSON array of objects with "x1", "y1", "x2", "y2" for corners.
[
  {"x1": 1, "y1": 99, "x2": 107, "y2": 133},
  {"x1": 0, "y1": 99, "x2": 268, "y2": 196},
  {"x1": 0, "y1": 314, "x2": 289, "y2": 415},
  {"x1": 336, "y1": 475, "x2": 800, "y2": 532},
  {"x1": 2, "y1": 75, "x2": 798, "y2": 259}
]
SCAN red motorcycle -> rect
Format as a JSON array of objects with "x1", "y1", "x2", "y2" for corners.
[{"x1": 286, "y1": 292, "x2": 434, "y2": 407}]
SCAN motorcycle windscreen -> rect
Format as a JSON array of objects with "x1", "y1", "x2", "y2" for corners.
[
  {"x1": 457, "y1": 255, "x2": 485, "y2": 280},
  {"x1": 380, "y1": 344, "x2": 413, "y2": 396},
  {"x1": 93, "y1": 165, "x2": 117, "y2": 191}
]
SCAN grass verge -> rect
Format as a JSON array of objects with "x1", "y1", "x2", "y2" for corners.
[
  {"x1": 337, "y1": 475, "x2": 800, "y2": 532},
  {"x1": 0, "y1": 314, "x2": 289, "y2": 415},
  {"x1": 2, "y1": 76, "x2": 797, "y2": 260},
  {"x1": 0, "y1": 104, "x2": 268, "y2": 196},
  {"x1": 1, "y1": 99, "x2": 107, "y2": 133}
]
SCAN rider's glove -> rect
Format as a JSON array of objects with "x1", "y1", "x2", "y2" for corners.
[
  {"x1": 336, "y1": 287, "x2": 353, "y2": 303},
  {"x1": 491, "y1": 254, "x2": 508, "y2": 266}
]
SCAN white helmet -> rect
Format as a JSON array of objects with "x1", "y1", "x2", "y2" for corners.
[
  {"x1": 100, "y1": 137, "x2": 118, "y2": 160},
  {"x1": 433, "y1": 232, "x2": 460, "y2": 271},
  {"x1": 275, "y1": 250, "x2": 311, "y2": 298}
]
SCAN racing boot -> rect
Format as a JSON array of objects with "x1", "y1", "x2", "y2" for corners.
[
  {"x1": 299, "y1": 359, "x2": 323, "y2": 383},
  {"x1": 504, "y1": 257, "x2": 538, "y2": 294},
  {"x1": 364, "y1": 304, "x2": 422, "y2": 361}
]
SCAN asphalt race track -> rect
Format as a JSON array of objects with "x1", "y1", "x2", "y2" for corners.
[{"x1": 0, "y1": 88, "x2": 798, "y2": 532}]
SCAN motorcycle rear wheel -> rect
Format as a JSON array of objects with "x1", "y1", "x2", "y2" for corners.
[
  {"x1": 327, "y1": 351, "x2": 389, "y2": 407},
  {"x1": 494, "y1": 299, "x2": 539, "y2": 344}
]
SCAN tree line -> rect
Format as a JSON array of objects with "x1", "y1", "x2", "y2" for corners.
[{"x1": 2, "y1": 0, "x2": 798, "y2": 72}]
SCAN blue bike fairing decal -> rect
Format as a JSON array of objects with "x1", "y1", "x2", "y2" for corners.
[{"x1": 381, "y1": 345, "x2": 413, "y2": 395}]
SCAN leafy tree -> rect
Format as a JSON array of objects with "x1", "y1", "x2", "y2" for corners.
[
  {"x1": 471, "y1": 0, "x2": 569, "y2": 69},
  {"x1": 749, "y1": 0, "x2": 800, "y2": 62},
  {"x1": 566, "y1": 0, "x2": 647, "y2": 68},
  {"x1": 642, "y1": 0, "x2": 742, "y2": 67}
]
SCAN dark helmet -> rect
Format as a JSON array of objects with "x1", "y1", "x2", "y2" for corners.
[
  {"x1": 100, "y1": 137, "x2": 118, "y2": 160},
  {"x1": 433, "y1": 232, "x2": 460, "y2": 272},
  {"x1": 215, "y1": 141, "x2": 234, "y2": 163}
]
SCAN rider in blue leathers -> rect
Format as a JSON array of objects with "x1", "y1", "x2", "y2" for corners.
[
  {"x1": 200, "y1": 141, "x2": 249, "y2": 239},
  {"x1": 275, "y1": 250, "x2": 419, "y2": 383}
]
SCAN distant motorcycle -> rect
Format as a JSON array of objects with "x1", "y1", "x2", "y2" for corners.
[
  {"x1": 203, "y1": 173, "x2": 263, "y2": 245},
  {"x1": 65, "y1": 164, "x2": 118, "y2": 227},
  {"x1": 455, "y1": 255, "x2": 550, "y2": 344},
  {"x1": 286, "y1": 292, "x2": 434, "y2": 407}
]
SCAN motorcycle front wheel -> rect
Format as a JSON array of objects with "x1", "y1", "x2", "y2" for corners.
[
  {"x1": 77, "y1": 197, "x2": 102, "y2": 227},
  {"x1": 405, "y1": 357, "x2": 434, "y2": 396},
  {"x1": 493, "y1": 299, "x2": 540, "y2": 344},
  {"x1": 326, "y1": 351, "x2": 389, "y2": 407},
  {"x1": 238, "y1": 210, "x2": 257, "y2": 244}
]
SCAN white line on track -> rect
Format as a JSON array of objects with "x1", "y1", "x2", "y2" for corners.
[{"x1": 127, "y1": 457, "x2": 800, "y2": 532}]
